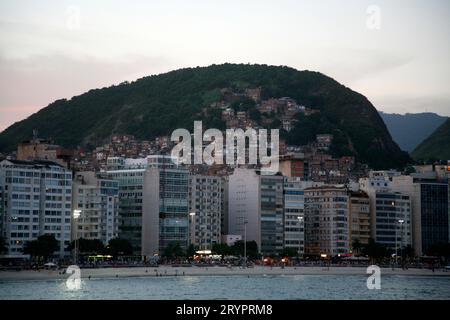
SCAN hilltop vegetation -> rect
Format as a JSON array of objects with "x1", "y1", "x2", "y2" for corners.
[{"x1": 0, "y1": 63, "x2": 409, "y2": 169}]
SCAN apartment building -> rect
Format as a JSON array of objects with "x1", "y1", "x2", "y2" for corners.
[
  {"x1": 189, "y1": 175, "x2": 222, "y2": 250},
  {"x1": 72, "y1": 172, "x2": 119, "y2": 245},
  {"x1": 259, "y1": 174, "x2": 284, "y2": 255},
  {"x1": 304, "y1": 186, "x2": 349, "y2": 257},
  {"x1": 228, "y1": 168, "x2": 261, "y2": 251},
  {"x1": 0, "y1": 159, "x2": 72, "y2": 258},
  {"x1": 283, "y1": 178, "x2": 323, "y2": 257},
  {"x1": 141, "y1": 156, "x2": 189, "y2": 257},
  {"x1": 348, "y1": 191, "x2": 371, "y2": 248}
]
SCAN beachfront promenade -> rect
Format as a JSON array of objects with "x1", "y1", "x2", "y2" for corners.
[{"x1": 0, "y1": 265, "x2": 448, "y2": 281}]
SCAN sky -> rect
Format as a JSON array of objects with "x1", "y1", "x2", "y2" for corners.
[{"x1": 0, "y1": 0, "x2": 449, "y2": 132}]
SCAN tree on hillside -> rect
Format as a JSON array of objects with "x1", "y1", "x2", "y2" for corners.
[
  {"x1": 230, "y1": 97, "x2": 256, "y2": 112},
  {"x1": 249, "y1": 108, "x2": 261, "y2": 121}
]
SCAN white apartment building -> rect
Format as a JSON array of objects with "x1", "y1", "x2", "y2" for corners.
[
  {"x1": 189, "y1": 175, "x2": 222, "y2": 250},
  {"x1": 0, "y1": 159, "x2": 72, "y2": 258},
  {"x1": 228, "y1": 168, "x2": 261, "y2": 251}
]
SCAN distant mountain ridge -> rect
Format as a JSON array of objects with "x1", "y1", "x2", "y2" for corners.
[
  {"x1": 0, "y1": 63, "x2": 409, "y2": 169},
  {"x1": 379, "y1": 112, "x2": 448, "y2": 152},
  {"x1": 412, "y1": 118, "x2": 450, "y2": 161}
]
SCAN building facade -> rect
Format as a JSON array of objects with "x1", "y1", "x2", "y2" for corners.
[
  {"x1": 360, "y1": 172, "x2": 413, "y2": 253},
  {"x1": 304, "y1": 186, "x2": 349, "y2": 257},
  {"x1": 279, "y1": 155, "x2": 305, "y2": 179},
  {"x1": 348, "y1": 191, "x2": 371, "y2": 249},
  {"x1": 227, "y1": 168, "x2": 261, "y2": 251},
  {"x1": 283, "y1": 178, "x2": 323, "y2": 256},
  {"x1": 189, "y1": 175, "x2": 222, "y2": 251},
  {"x1": 373, "y1": 192, "x2": 412, "y2": 251},
  {"x1": 141, "y1": 156, "x2": 189, "y2": 258},
  {"x1": 0, "y1": 183, "x2": 4, "y2": 249},
  {"x1": 220, "y1": 176, "x2": 229, "y2": 237},
  {"x1": 72, "y1": 172, "x2": 119, "y2": 245},
  {"x1": 16, "y1": 136, "x2": 73, "y2": 168},
  {"x1": 361, "y1": 170, "x2": 444, "y2": 256},
  {"x1": 106, "y1": 158, "x2": 148, "y2": 253},
  {"x1": 221, "y1": 234, "x2": 242, "y2": 246},
  {"x1": 260, "y1": 174, "x2": 284, "y2": 256},
  {"x1": 0, "y1": 159, "x2": 72, "y2": 258},
  {"x1": 414, "y1": 176, "x2": 449, "y2": 254}
]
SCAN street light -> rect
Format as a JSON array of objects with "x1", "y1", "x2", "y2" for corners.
[
  {"x1": 398, "y1": 219, "x2": 405, "y2": 266},
  {"x1": 189, "y1": 212, "x2": 196, "y2": 248},
  {"x1": 73, "y1": 209, "x2": 81, "y2": 219},
  {"x1": 73, "y1": 209, "x2": 82, "y2": 264},
  {"x1": 297, "y1": 216, "x2": 304, "y2": 260},
  {"x1": 243, "y1": 219, "x2": 248, "y2": 268},
  {"x1": 202, "y1": 213, "x2": 210, "y2": 252},
  {"x1": 394, "y1": 218, "x2": 405, "y2": 268}
]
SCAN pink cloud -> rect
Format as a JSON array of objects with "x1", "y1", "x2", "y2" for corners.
[
  {"x1": 0, "y1": 54, "x2": 172, "y2": 132},
  {"x1": 0, "y1": 105, "x2": 42, "y2": 132}
]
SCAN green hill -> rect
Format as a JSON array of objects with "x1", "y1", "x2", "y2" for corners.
[
  {"x1": 412, "y1": 118, "x2": 450, "y2": 161},
  {"x1": 0, "y1": 63, "x2": 409, "y2": 169}
]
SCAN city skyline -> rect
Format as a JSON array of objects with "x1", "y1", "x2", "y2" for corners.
[
  {"x1": 1, "y1": 0, "x2": 450, "y2": 132},
  {"x1": 1, "y1": 1, "x2": 449, "y2": 307}
]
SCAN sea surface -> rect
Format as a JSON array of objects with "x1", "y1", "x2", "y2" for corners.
[{"x1": 1, "y1": 274, "x2": 449, "y2": 300}]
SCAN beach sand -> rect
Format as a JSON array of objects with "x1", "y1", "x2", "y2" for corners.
[{"x1": 0, "y1": 265, "x2": 448, "y2": 281}]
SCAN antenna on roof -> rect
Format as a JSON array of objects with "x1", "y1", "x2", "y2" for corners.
[{"x1": 32, "y1": 129, "x2": 38, "y2": 140}]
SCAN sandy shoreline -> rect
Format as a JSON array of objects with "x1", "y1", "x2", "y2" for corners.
[{"x1": 0, "y1": 266, "x2": 449, "y2": 281}]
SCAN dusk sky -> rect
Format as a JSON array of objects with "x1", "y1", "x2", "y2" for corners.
[{"x1": 1, "y1": 0, "x2": 449, "y2": 132}]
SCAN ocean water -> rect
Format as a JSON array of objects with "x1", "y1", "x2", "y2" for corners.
[{"x1": 0, "y1": 274, "x2": 449, "y2": 300}]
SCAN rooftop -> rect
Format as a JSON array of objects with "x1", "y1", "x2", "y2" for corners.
[{"x1": 0, "y1": 159, "x2": 64, "y2": 168}]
